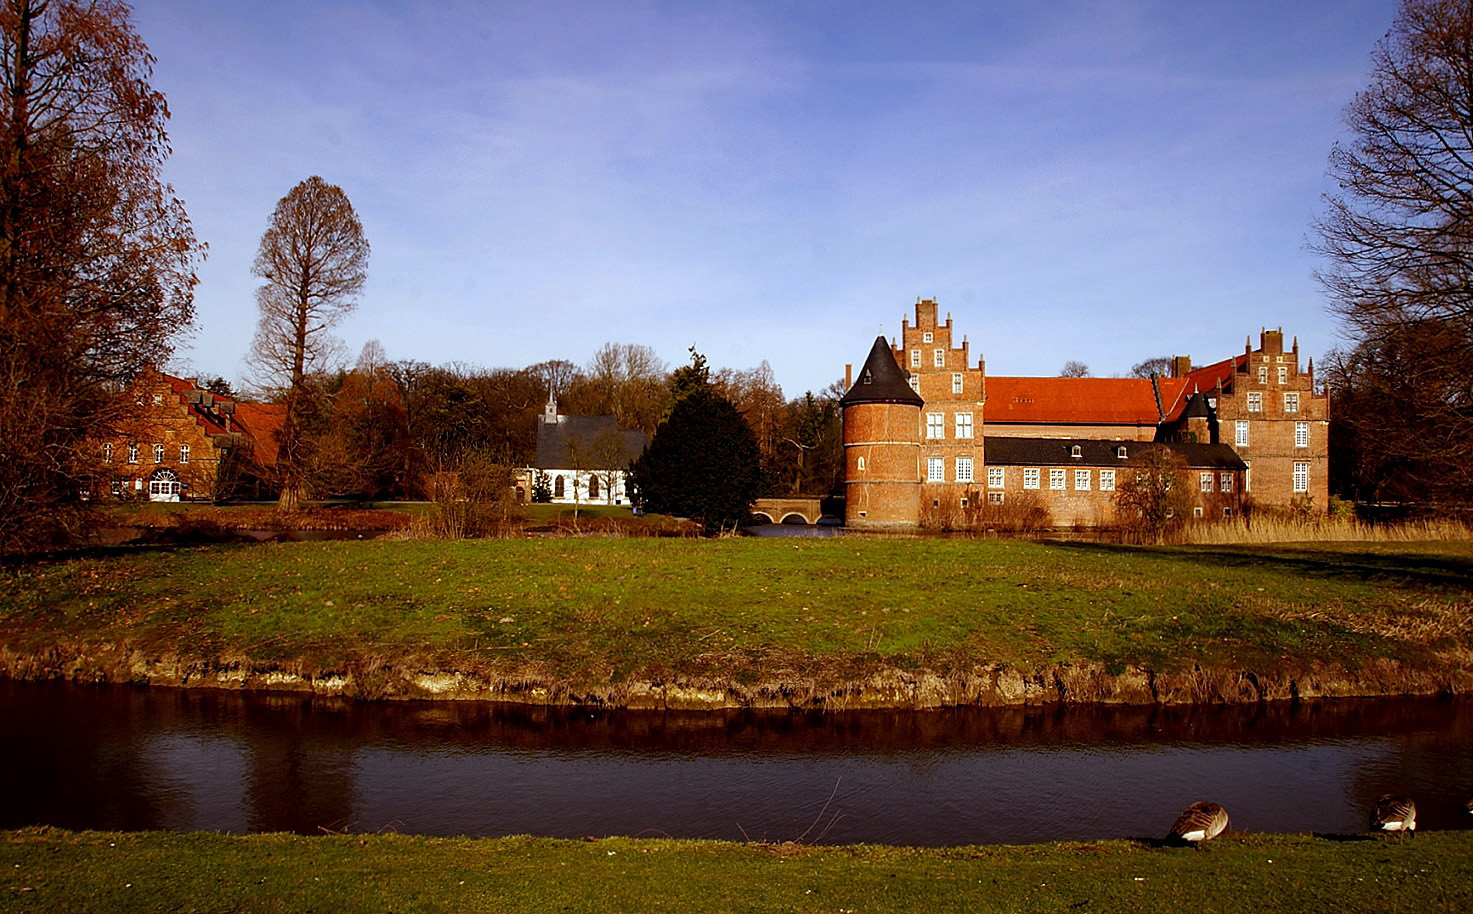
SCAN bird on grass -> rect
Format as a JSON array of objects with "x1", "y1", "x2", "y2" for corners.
[
  {"x1": 1369, "y1": 794, "x2": 1416, "y2": 841},
  {"x1": 1167, "y1": 802, "x2": 1229, "y2": 847}
]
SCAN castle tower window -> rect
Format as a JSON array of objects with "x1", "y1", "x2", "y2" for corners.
[
  {"x1": 908, "y1": 376, "x2": 919, "y2": 392},
  {"x1": 926, "y1": 413, "x2": 945, "y2": 438},
  {"x1": 955, "y1": 412, "x2": 973, "y2": 439},
  {"x1": 856, "y1": 456, "x2": 866, "y2": 472}
]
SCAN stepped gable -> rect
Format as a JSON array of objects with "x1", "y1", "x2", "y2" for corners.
[{"x1": 841, "y1": 336, "x2": 923, "y2": 407}]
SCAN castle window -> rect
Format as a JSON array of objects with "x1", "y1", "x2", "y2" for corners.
[
  {"x1": 927, "y1": 457, "x2": 944, "y2": 482},
  {"x1": 1258, "y1": 366, "x2": 1267, "y2": 384},
  {"x1": 1194, "y1": 506, "x2": 1204, "y2": 518},
  {"x1": 933, "y1": 349, "x2": 945, "y2": 368},
  {"x1": 1023, "y1": 468, "x2": 1040, "y2": 490},
  {"x1": 1049, "y1": 469, "x2": 1066, "y2": 490},
  {"x1": 856, "y1": 456, "x2": 866, "y2": 472},
  {"x1": 1224, "y1": 506, "x2": 1233, "y2": 518},
  {"x1": 988, "y1": 492, "x2": 1005, "y2": 505},
  {"x1": 926, "y1": 413, "x2": 945, "y2": 438},
  {"x1": 1295, "y1": 421, "x2": 1309, "y2": 448},
  {"x1": 1074, "y1": 469, "x2": 1090, "y2": 491},
  {"x1": 1100, "y1": 469, "x2": 1116, "y2": 492},
  {"x1": 127, "y1": 443, "x2": 139, "y2": 464},
  {"x1": 908, "y1": 376, "x2": 919, "y2": 392},
  {"x1": 1116, "y1": 446, "x2": 1128, "y2": 459},
  {"x1": 1293, "y1": 461, "x2": 1309, "y2": 493},
  {"x1": 1277, "y1": 366, "x2": 1288, "y2": 385},
  {"x1": 956, "y1": 456, "x2": 974, "y2": 483},
  {"x1": 910, "y1": 349, "x2": 920, "y2": 368},
  {"x1": 153, "y1": 444, "x2": 164, "y2": 464},
  {"x1": 1244, "y1": 460, "x2": 1252, "y2": 492},
  {"x1": 179, "y1": 445, "x2": 190, "y2": 464},
  {"x1": 152, "y1": 393, "x2": 163, "y2": 406},
  {"x1": 1200, "y1": 472, "x2": 1214, "y2": 492},
  {"x1": 1220, "y1": 473, "x2": 1234, "y2": 493},
  {"x1": 952, "y1": 373, "x2": 963, "y2": 394},
  {"x1": 987, "y1": 466, "x2": 1004, "y2": 489},
  {"x1": 955, "y1": 412, "x2": 973, "y2": 439},
  {"x1": 1247, "y1": 392, "x2": 1262, "y2": 412},
  {"x1": 103, "y1": 443, "x2": 113, "y2": 463},
  {"x1": 959, "y1": 496, "x2": 968, "y2": 509},
  {"x1": 923, "y1": 331, "x2": 933, "y2": 343},
  {"x1": 1070, "y1": 445, "x2": 1082, "y2": 459},
  {"x1": 1235, "y1": 420, "x2": 1249, "y2": 447},
  {"x1": 1284, "y1": 392, "x2": 1300, "y2": 413}
]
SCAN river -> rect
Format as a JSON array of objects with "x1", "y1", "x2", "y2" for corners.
[{"x1": 2, "y1": 682, "x2": 1470, "y2": 845}]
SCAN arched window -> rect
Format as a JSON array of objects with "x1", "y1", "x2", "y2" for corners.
[
  {"x1": 554, "y1": 475, "x2": 565, "y2": 498},
  {"x1": 1117, "y1": 446, "x2": 1128, "y2": 459},
  {"x1": 1070, "y1": 445, "x2": 1082, "y2": 459},
  {"x1": 147, "y1": 468, "x2": 181, "y2": 502},
  {"x1": 588, "y1": 476, "x2": 600, "y2": 499}
]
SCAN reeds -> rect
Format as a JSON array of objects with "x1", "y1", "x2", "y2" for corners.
[{"x1": 1181, "y1": 515, "x2": 1473, "y2": 545}]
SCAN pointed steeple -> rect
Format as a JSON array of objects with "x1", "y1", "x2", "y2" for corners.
[{"x1": 840, "y1": 336, "x2": 924, "y2": 406}]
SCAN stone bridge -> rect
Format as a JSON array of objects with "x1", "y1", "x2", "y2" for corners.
[{"x1": 751, "y1": 497, "x2": 837, "y2": 526}]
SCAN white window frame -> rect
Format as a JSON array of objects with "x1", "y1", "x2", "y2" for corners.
[
  {"x1": 951, "y1": 373, "x2": 963, "y2": 394},
  {"x1": 1293, "y1": 461, "x2": 1309, "y2": 494},
  {"x1": 927, "y1": 456, "x2": 944, "y2": 483},
  {"x1": 1235, "y1": 419, "x2": 1249, "y2": 447},
  {"x1": 1023, "y1": 468, "x2": 1040, "y2": 490},
  {"x1": 1099, "y1": 469, "x2": 1115, "y2": 492},
  {"x1": 127, "y1": 443, "x2": 139, "y2": 464},
  {"x1": 153, "y1": 444, "x2": 164, "y2": 464},
  {"x1": 908, "y1": 376, "x2": 919, "y2": 392},
  {"x1": 956, "y1": 456, "x2": 974, "y2": 483},
  {"x1": 1219, "y1": 472, "x2": 1233, "y2": 493},
  {"x1": 1200, "y1": 472, "x2": 1214, "y2": 492},
  {"x1": 856, "y1": 456, "x2": 866, "y2": 472},
  {"x1": 1295, "y1": 422, "x2": 1309, "y2": 448},
  {"x1": 103, "y1": 443, "x2": 113, "y2": 463},
  {"x1": 1258, "y1": 366, "x2": 1267, "y2": 384},
  {"x1": 910, "y1": 349, "x2": 920, "y2": 368},
  {"x1": 1049, "y1": 468, "x2": 1066, "y2": 490},
  {"x1": 926, "y1": 413, "x2": 945, "y2": 439},
  {"x1": 1247, "y1": 392, "x2": 1262, "y2": 413},
  {"x1": 922, "y1": 331, "x2": 933, "y2": 343},
  {"x1": 179, "y1": 445, "x2": 190, "y2": 464},
  {"x1": 1074, "y1": 468, "x2": 1090, "y2": 491},
  {"x1": 1284, "y1": 392, "x2": 1300, "y2": 414},
  {"x1": 987, "y1": 491, "x2": 1004, "y2": 505},
  {"x1": 933, "y1": 349, "x2": 945, "y2": 368},
  {"x1": 987, "y1": 466, "x2": 1004, "y2": 489},
  {"x1": 955, "y1": 412, "x2": 973, "y2": 439},
  {"x1": 1277, "y1": 366, "x2": 1288, "y2": 385}
]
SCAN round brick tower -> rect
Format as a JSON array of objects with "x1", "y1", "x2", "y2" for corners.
[{"x1": 840, "y1": 336, "x2": 923, "y2": 530}]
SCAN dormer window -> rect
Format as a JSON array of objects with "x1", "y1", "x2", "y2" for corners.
[
  {"x1": 1117, "y1": 446, "x2": 1128, "y2": 459},
  {"x1": 862, "y1": 371, "x2": 872, "y2": 385},
  {"x1": 1071, "y1": 445, "x2": 1082, "y2": 459}
]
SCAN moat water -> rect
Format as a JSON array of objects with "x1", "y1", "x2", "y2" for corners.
[{"x1": 3, "y1": 682, "x2": 1470, "y2": 845}]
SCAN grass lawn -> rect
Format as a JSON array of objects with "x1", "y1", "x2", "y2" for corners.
[
  {"x1": 1, "y1": 537, "x2": 1470, "y2": 704},
  {"x1": 2, "y1": 828, "x2": 1470, "y2": 913}
]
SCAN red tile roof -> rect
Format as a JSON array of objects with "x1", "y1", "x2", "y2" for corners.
[
  {"x1": 985, "y1": 376, "x2": 1194, "y2": 426},
  {"x1": 1182, "y1": 354, "x2": 1247, "y2": 397}
]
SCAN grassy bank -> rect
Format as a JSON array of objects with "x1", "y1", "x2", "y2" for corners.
[
  {"x1": 3, "y1": 828, "x2": 1471, "y2": 913},
  {"x1": 2, "y1": 538, "x2": 1470, "y2": 706}
]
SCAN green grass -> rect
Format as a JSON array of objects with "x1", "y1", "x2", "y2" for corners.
[
  {"x1": 2, "y1": 538, "x2": 1470, "y2": 699},
  {"x1": 3, "y1": 828, "x2": 1470, "y2": 913}
]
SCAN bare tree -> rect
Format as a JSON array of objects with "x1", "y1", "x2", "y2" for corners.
[
  {"x1": 582, "y1": 342, "x2": 667, "y2": 434},
  {"x1": 1130, "y1": 357, "x2": 1173, "y2": 379},
  {"x1": 1059, "y1": 360, "x2": 1091, "y2": 378},
  {"x1": 1314, "y1": 0, "x2": 1473, "y2": 508},
  {"x1": 1113, "y1": 447, "x2": 1192, "y2": 543},
  {"x1": 249, "y1": 176, "x2": 369, "y2": 511},
  {"x1": 527, "y1": 358, "x2": 581, "y2": 404},
  {"x1": 0, "y1": 0, "x2": 202, "y2": 551}
]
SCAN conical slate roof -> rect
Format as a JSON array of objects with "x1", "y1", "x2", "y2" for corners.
[{"x1": 841, "y1": 336, "x2": 924, "y2": 407}]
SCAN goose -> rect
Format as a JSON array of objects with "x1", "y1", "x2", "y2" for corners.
[
  {"x1": 1369, "y1": 795, "x2": 1416, "y2": 841},
  {"x1": 1167, "y1": 802, "x2": 1228, "y2": 846}
]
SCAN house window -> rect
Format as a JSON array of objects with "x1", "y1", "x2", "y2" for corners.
[
  {"x1": 910, "y1": 349, "x2": 920, "y2": 368},
  {"x1": 1220, "y1": 473, "x2": 1234, "y2": 493},
  {"x1": 588, "y1": 476, "x2": 600, "y2": 499},
  {"x1": 1023, "y1": 468, "x2": 1040, "y2": 490},
  {"x1": 933, "y1": 349, "x2": 945, "y2": 368},
  {"x1": 955, "y1": 413, "x2": 973, "y2": 439},
  {"x1": 1070, "y1": 445, "x2": 1082, "y2": 459},
  {"x1": 987, "y1": 466, "x2": 1004, "y2": 489},
  {"x1": 1295, "y1": 422, "x2": 1309, "y2": 448},
  {"x1": 179, "y1": 445, "x2": 190, "y2": 464},
  {"x1": 923, "y1": 331, "x2": 933, "y2": 343},
  {"x1": 927, "y1": 457, "x2": 944, "y2": 482},
  {"x1": 988, "y1": 492, "x2": 1005, "y2": 504},
  {"x1": 1116, "y1": 446, "x2": 1128, "y2": 459},
  {"x1": 153, "y1": 444, "x2": 164, "y2": 464},
  {"x1": 554, "y1": 475, "x2": 565, "y2": 498},
  {"x1": 1100, "y1": 469, "x2": 1116, "y2": 492},
  {"x1": 1277, "y1": 366, "x2": 1288, "y2": 385},
  {"x1": 1075, "y1": 469, "x2": 1090, "y2": 491},
  {"x1": 1258, "y1": 366, "x2": 1267, "y2": 384},
  {"x1": 1284, "y1": 392, "x2": 1300, "y2": 414},
  {"x1": 103, "y1": 443, "x2": 113, "y2": 463},
  {"x1": 1235, "y1": 419, "x2": 1249, "y2": 447},
  {"x1": 1200, "y1": 472, "x2": 1214, "y2": 492},
  {"x1": 127, "y1": 443, "x2": 139, "y2": 464},
  {"x1": 856, "y1": 456, "x2": 866, "y2": 472},
  {"x1": 1049, "y1": 468, "x2": 1066, "y2": 490},
  {"x1": 956, "y1": 456, "x2": 974, "y2": 483},
  {"x1": 952, "y1": 373, "x2": 963, "y2": 394},
  {"x1": 1247, "y1": 392, "x2": 1262, "y2": 413},
  {"x1": 1293, "y1": 461, "x2": 1309, "y2": 493},
  {"x1": 926, "y1": 413, "x2": 945, "y2": 438}
]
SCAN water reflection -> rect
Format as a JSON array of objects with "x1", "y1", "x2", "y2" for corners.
[{"x1": 2, "y1": 682, "x2": 1469, "y2": 845}]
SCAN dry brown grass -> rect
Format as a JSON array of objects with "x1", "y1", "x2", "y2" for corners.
[{"x1": 1181, "y1": 514, "x2": 1473, "y2": 545}]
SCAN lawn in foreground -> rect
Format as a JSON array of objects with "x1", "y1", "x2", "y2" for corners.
[{"x1": 1, "y1": 828, "x2": 1469, "y2": 914}]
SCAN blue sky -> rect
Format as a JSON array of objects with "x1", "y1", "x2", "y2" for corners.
[{"x1": 134, "y1": 0, "x2": 1398, "y2": 396}]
